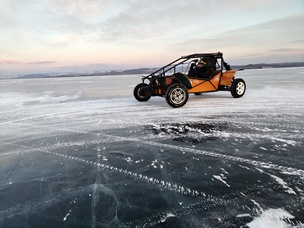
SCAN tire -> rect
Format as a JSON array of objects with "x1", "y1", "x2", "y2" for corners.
[
  {"x1": 194, "y1": 92, "x2": 202, "y2": 95},
  {"x1": 133, "y1": 83, "x2": 151, "y2": 102},
  {"x1": 165, "y1": 84, "x2": 189, "y2": 108},
  {"x1": 231, "y1": 78, "x2": 246, "y2": 98}
]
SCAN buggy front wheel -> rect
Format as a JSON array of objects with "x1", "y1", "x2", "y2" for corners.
[
  {"x1": 134, "y1": 83, "x2": 151, "y2": 101},
  {"x1": 231, "y1": 78, "x2": 246, "y2": 98},
  {"x1": 166, "y1": 84, "x2": 189, "y2": 108}
]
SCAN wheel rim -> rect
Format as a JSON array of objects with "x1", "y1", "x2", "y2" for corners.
[
  {"x1": 169, "y1": 87, "x2": 186, "y2": 105},
  {"x1": 137, "y1": 88, "x2": 146, "y2": 99},
  {"x1": 236, "y1": 82, "x2": 245, "y2": 95}
]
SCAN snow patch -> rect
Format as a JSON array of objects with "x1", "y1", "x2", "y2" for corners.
[
  {"x1": 246, "y1": 208, "x2": 297, "y2": 228},
  {"x1": 160, "y1": 213, "x2": 175, "y2": 223},
  {"x1": 63, "y1": 210, "x2": 72, "y2": 221},
  {"x1": 271, "y1": 137, "x2": 297, "y2": 146},
  {"x1": 251, "y1": 199, "x2": 263, "y2": 212},
  {"x1": 213, "y1": 175, "x2": 230, "y2": 187},
  {"x1": 125, "y1": 157, "x2": 133, "y2": 164},
  {"x1": 269, "y1": 174, "x2": 297, "y2": 195},
  {"x1": 236, "y1": 213, "x2": 251, "y2": 218}
]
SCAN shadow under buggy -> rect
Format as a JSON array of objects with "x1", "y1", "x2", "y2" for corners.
[{"x1": 134, "y1": 52, "x2": 246, "y2": 108}]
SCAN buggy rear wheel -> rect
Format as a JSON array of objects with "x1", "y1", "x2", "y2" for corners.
[
  {"x1": 231, "y1": 78, "x2": 246, "y2": 98},
  {"x1": 166, "y1": 84, "x2": 189, "y2": 108},
  {"x1": 134, "y1": 83, "x2": 151, "y2": 101}
]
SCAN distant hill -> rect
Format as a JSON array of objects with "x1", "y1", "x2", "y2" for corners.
[
  {"x1": 232, "y1": 62, "x2": 304, "y2": 70},
  {"x1": 13, "y1": 68, "x2": 157, "y2": 79},
  {"x1": 11, "y1": 61, "x2": 304, "y2": 79}
]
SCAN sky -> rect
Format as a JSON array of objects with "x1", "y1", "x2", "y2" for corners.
[{"x1": 0, "y1": 0, "x2": 303, "y2": 76}]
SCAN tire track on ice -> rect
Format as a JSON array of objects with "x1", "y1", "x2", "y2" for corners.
[
  {"x1": 228, "y1": 120, "x2": 303, "y2": 133},
  {"x1": 8, "y1": 142, "x2": 243, "y2": 210},
  {"x1": 7, "y1": 121, "x2": 304, "y2": 179},
  {"x1": 105, "y1": 134, "x2": 304, "y2": 179},
  {"x1": 5, "y1": 144, "x2": 180, "y2": 196}
]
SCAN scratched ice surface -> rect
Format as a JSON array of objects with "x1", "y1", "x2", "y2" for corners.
[{"x1": 0, "y1": 68, "x2": 303, "y2": 227}]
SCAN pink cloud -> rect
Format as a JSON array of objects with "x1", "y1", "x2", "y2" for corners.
[
  {"x1": 0, "y1": 60, "x2": 56, "y2": 65},
  {"x1": 0, "y1": 60, "x2": 21, "y2": 64}
]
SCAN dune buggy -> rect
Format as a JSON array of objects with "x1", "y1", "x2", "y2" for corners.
[{"x1": 133, "y1": 52, "x2": 246, "y2": 108}]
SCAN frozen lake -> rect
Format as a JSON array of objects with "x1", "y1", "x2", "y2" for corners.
[{"x1": 0, "y1": 67, "x2": 304, "y2": 227}]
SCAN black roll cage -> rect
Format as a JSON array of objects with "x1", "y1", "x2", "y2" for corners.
[{"x1": 143, "y1": 52, "x2": 225, "y2": 81}]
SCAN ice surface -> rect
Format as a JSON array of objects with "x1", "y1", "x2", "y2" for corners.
[{"x1": 0, "y1": 68, "x2": 304, "y2": 227}]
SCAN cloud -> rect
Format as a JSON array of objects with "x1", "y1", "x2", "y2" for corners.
[
  {"x1": 28, "y1": 61, "x2": 57, "y2": 64},
  {"x1": 39, "y1": 0, "x2": 303, "y2": 43},
  {"x1": 0, "y1": 60, "x2": 56, "y2": 65},
  {"x1": 2, "y1": 0, "x2": 303, "y2": 46},
  {"x1": 165, "y1": 13, "x2": 304, "y2": 62},
  {"x1": 0, "y1": 60, "x2": 21, "y2": 64},
  {"x1": 15, "y1": 1, "x2": 267, "y2": 44},
  {"x1": 43, "y1": 1, "x2": 183, "y2": 42},
  {"x1": 270, "y1": 48, "x2": 304, "y2": 53}
]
